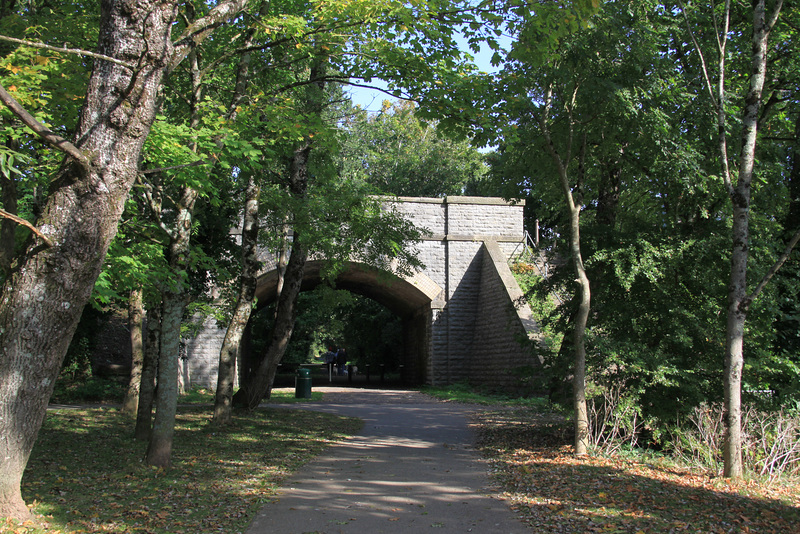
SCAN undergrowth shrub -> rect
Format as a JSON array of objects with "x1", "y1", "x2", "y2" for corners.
[
  {"x1": 667, "y1": 403, "x2": 800, "y2": 480},
  {"x1": 50, "y1": 376, "x2": 126, "y2": 404},
  {"x1": 586, "y1": 377, "x2": 643, "y2": 455}
]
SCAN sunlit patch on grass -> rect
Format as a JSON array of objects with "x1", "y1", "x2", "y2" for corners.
[
  {"x1": 21, "y1": 407, "x2": 362, "y2": 533},
  {"x1": 474, "y1": 407, "x2": 800, "y2": 533}
]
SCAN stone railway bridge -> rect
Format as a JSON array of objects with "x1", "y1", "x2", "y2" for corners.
[{"x1": 184, "y1": 196, "x2": 544, "y2": 388}]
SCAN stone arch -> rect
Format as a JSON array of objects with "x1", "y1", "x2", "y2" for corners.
[{"x1": 251, "y1": 261, "x2": 445, "y2": 384}]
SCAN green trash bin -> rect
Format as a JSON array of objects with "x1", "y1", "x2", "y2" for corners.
[{"x1": 295, "y1": 367, "x2": 312, "y2": 399}]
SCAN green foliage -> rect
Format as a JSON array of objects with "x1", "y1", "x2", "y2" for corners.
[
  {"x1": 59, "y1": 337, "x2": 92, "y2": 381},
  {"x1": 50, "y1": 376, "x2": 126, "y2": 404},
  {"x1": 251, "y1": 285, "x2": 405, "y2": 369},
  {"x1": 471, "y1": 1, "x2": 800, "y2": 467},
  {"x1": 339, "y1": 100, "x2": 488, "y2": 197},
  {"x1": 59, "y1": 306, "x2": 105, "y2": 381}
]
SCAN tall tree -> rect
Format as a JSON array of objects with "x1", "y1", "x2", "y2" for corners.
[
  {"x1": 0, "y1": 0, "x2": 251, "y2": 519},
  {"x1": 213, "y1": 173, "x2": 260, "y2": 425},
  {"x1": 340, "y1": 100, "x2": 487, "y2": 197},
  {"x1": 680, "y1": 0, "x2": 790, "y2": 478},
  {"x1": 538, "y1": 83, "x2": 591, "y2": 454}
]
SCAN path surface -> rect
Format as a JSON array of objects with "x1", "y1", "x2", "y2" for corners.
[{"x1": 246, "y1": 387, "x2": 527, "y2": 534}]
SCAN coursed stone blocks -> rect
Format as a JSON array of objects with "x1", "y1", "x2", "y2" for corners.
[{"x1": 184, "y1": 196, "x2": 540, "y2": 389}]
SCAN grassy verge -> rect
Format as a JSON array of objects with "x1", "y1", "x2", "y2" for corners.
[
  {"x1": 177, "y1": 387, "x2": 324, "y2": 404},
  {"x1": 14, "y1": 406, "x2": 361, "y2": 534},
  {"x1": 473, "y1": 407, "x2": 800, "y2": 533},
  {"x1": 420, "y1": 382, "x2": 550, "y2": 408}
]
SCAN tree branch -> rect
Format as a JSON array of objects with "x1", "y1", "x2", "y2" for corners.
[
  {"x1": 0, "y1": 208, "x2": 53, "y2": 247},
  {"x1": 140, "y1": 159, "x2": 212, "y2": 174},
  {"x1": 0, "y1": 83, "x2": 91, "y2": 169},
  {"x1": 0, "y1": 34, "x2": 136, "y2": 69},
  {"x1": 742, "y1": 225, "x2": 800, "y2": 312},
  {"x1": 170, "y1": 0, "x2": 252, "y2": 72},
  {"x1": 677, "y1": 0, "x2": 721, "y2": 109}
]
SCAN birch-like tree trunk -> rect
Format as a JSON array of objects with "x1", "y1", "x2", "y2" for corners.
[
  {"x1": 539, "y1": 83, "x2": 590, "y2": 456},
  {"x1": 681, "y1": 0, "x2": 783, "y2": 478},
  {"x1": 213, "y1": 174, "x2": 260, "y2": 425},
  {"x1": 721, "y1": 0, "x2": 781, "y2": 478}
]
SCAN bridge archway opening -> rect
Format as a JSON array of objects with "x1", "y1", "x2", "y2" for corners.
[{"x1": 245, "y1": 261, "x2": 443, "y2": 386}]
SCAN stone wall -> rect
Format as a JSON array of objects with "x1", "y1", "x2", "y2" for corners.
[
  {"x1": 467, "y1": 241, "x2": 544, "y2": 389},
  {"x1": 182, "y1": 316, "x2": 227, "y2": 389},
  {"x1": 182, "y1": 195, "x2": 535, "y2": 389}
]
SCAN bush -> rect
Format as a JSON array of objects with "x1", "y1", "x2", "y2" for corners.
[
  {"x1": 587, "y1": 377, "x2": 643, "y2": 455},
  {"x1": 61, "y1": 336, "x2": 93, "y2": 381},
  {"x1": 667, "y1": 403, "x2": 800, "y2": 480},
  {"x1": 50, "y1": 376, "x2": 126, "y2": 404}
]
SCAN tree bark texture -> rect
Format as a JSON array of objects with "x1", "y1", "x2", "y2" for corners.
[
  {"x1": 0, "y1": 0, "x2": 178, "y2": 520},
  {"x1": 213, "y1": 174, "x2": 260, "y2": 425},
  {"x1": 239, "y1": 232, "x2": 308, "y2": 410},
  {"x1": 568, "y1": 201, "x2": 591, "y2": 456},
  {"x1": 145, "y1": 188, "x2": 197, "y2": 468},
  {"x1": 122, "y1": 287, "x2": 145, "y2": 416},
  {"x1": 722, "y1": 0, "x2": 777, "y2": 479},
  {"x1": 145, "y1": 291, "x2": 182, "y2": 467},
  {"x1": 135, "y1": 304, "x2": 161, "y2": 441}
]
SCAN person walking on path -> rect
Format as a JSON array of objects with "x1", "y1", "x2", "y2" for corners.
[
  {"x1": 247, "y1": 387, "x2": 527, "y2": 533},
  {"x1": 336, "y1": 347, "x2": 347, "y2": 376}
]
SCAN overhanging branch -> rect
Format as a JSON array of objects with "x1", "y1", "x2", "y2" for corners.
[
  {"x1": 0, "y1": 34, "x2": 136, "y2": 69},
  {"x1": 0, "y1": 83, "x2": 91, "y2": 169},
  {"x1": 0, "y1": 208, "x2": 53, "y2": 247}
]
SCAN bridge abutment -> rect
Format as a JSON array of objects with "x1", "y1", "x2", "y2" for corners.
[{"x1": 183, "y1": 196, "x2": 544, "y2": 390}]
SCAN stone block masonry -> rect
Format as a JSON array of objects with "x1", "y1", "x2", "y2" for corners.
[{"x1": 183, "y1": 196, "x2": 543, "y2": 390}]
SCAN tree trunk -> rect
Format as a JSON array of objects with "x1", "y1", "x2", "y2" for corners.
[
  {"x1": 568, "y1": 201, "x2": 591, "y2": 456},
  {"x1": 0, "y1": 160, "x2": 17, "y2": 277},
  {"x1": 135, "y1": 304, "x2": 161, "y2": 441},
  {"x1": 234, "y1": 143, "x2": 312, "y2": 411},
  {"x1": 539, "y1": 84, "x2": 590, "y2": 456},
  {"x1": 145, "y1": 291, "x2": 182, "y2": 467},
  {"x1": 239, "y1": 232, "x2": 308, "y2": 409},
  {"x1": 122, "y1": 287, "x2": 145, "y2": 416},
  {"x1": 722, "y1": 0, "x2": 778, "y2": 479},
  {"x1": 0, "y1": 0, "x2": 178, "y2": 520},
  {"x1": 145, "y1": 188, "x2": 197, "y2": 467},
  {"x1": 232, "y1": 57, "x2": 324, "y2": 410},
  {"x1": 213, "y1": 174, "x2": 260, "y2": 425}
]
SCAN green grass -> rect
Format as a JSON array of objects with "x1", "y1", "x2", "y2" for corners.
[
  {"x1": 16, "y1": 406, "x2": 362, "y2": 533},
  {"x1": 420, "y1": 382, "x2": 551, "y2": 408},
  {"x1": 49, "y1": 377, "x2": 126, "y2": 405},
  {"x1": 178, "y1": 386, "x2": 325, "y2": 404}
]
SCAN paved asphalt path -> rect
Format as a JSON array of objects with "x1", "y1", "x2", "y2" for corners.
[{"x1": 246, "y1": 387, "x2": 528, "y2": 534}]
